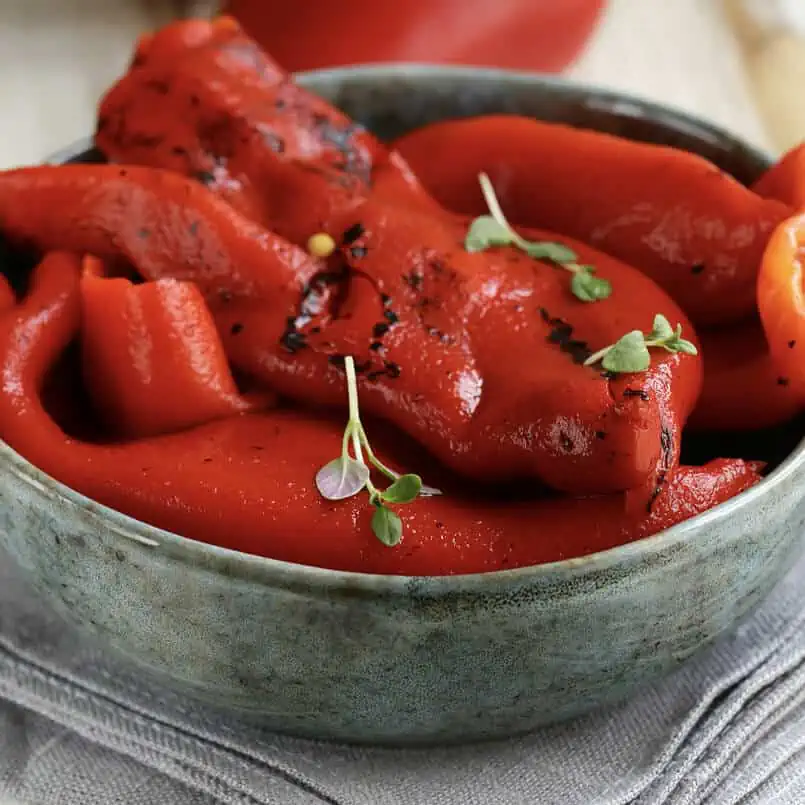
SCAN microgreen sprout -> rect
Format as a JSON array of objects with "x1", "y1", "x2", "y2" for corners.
[
  {"x1": 315, "y1": 356, "x2": 441, "y2": 546},
  {"x1": 583, "y1": 314, "x2": 698, "y2": 374},
  {"x1": 465, "y1": 173, "x2": 612, "y2": 303}
]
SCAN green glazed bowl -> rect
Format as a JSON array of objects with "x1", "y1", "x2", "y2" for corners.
[{"x1": 1, "y1": 66, "x2": 804, "y2": 746}]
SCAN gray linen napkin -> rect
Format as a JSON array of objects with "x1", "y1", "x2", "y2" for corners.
[{"x1": 1, "y1": 539, "x2": 805, "y2": 805}]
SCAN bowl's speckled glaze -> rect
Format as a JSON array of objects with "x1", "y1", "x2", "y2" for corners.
[{"x1": 1, "y1": 66, "x2": 804, "y2": 746}]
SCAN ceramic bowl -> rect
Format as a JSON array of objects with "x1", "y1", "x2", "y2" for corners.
[{"x1": 1, "y1": 66, "x2": 804, "y2": 746}]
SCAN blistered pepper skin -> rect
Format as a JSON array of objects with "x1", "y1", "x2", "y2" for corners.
[
  {"x1": 0, "y1": 163, "x2": 700, "y2": 495},
  {"x1": 0, "y1": 255, "x2": 761, "y2": 575},
  {"x1": 95, "y1": 18, "x2": 432, "y2": 244},
  {"x1": 394, "y1": 115, "x2": 791, "y2": 327}
]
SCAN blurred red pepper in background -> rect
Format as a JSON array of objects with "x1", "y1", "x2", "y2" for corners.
[{"x1": 224, "y1": 0, "x2": 606, "y2": 74}]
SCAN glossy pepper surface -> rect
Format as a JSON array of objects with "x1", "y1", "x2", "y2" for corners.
[
  {"x1": 95, "y1": 17, "x2": 431, "y2": 245},
  {"x1": 394, "y1": 115, "x2": 791, "y2": 327},
  {"x1": 0, "y1": 253, "x2": 762, "y2": 575},
  {"x1": 80, "y1": 271, "x2": 270, "y2": 439},
  {"x1": 0, "y1": 163, "x2": 701, "y2": 496}
]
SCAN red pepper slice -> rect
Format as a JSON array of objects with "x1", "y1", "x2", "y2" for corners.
[
  {"x1": 753, "y1": 142, "x2": 805, "y2": 210},
  {"x1": 394, "y1": 115, "x2": 791, "y2": 327},
  {"x1": 80, "y1": 270, "x2": 268, "y2": 439},
  {"x1": 757, "y1": 213, "x2": 805, "y2": 401}
]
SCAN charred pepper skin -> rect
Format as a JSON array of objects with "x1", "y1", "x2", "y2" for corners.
[{"x1": 96, "y1": 17, "x2": 434, "y2": 245}]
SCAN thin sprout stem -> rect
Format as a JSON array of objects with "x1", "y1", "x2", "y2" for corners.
[
  {"x1": 357, "y1": 425, "x2": 400, "y2": 481},
  {"x1": 341, "y1": 421, "x2": 353, "y2": 459},
  {"x1": 584, "y1": 345, "x2": 613, "y2": 367},
  {"x1": 344, "y1": 356, "x2": 361, "y2": 423},
  {"x1": 478, "y1": 172, "x2": 529, "y2": 248},
  {"x1": 351, "y1": 426, "x2": 365, "y2": 464}
]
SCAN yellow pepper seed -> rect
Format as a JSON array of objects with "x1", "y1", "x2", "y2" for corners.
[{"x1": 307, "y1": 232, "x2": 337, "y2": 258}]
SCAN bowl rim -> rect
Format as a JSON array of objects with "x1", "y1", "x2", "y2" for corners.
[{"x1": 3, "y1": 63, "x2": 803, "y2": 596}]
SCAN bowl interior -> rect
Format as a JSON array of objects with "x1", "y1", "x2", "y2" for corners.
[{"x1": 0, "y1": 65, "x2": 803, "y2": 582}]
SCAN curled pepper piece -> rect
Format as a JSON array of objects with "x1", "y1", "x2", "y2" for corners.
[
  {"x1": 394, "y1": 115, "x2": 791, "y2": 326},
  {"x1": 0, "y1": 163, "x2": 699, "y2": 495},
  {"x1": 96, "y1": 17, "x2": 431, "y2": 242},
  {"x1": 0, "y1": 254, "x2": 761, "y2": 575},
  {"x1": 80, "y1": 270, "x2": 268, "y2": 439},
  {"x1": 757, "y1": 212, "x2": 805, "y2": 402}
]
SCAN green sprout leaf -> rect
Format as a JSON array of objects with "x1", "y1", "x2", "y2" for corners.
[
  {"x1": 464, "y1": 215, "x2": 514, "y2": 253},
  {"x1": 649, "y1": 314, "x2": 674, "y2": 342},
  {"x1": 674, "y1": 338, "x2": 699, "y2": 356},
  {"x1": 570, "y1": 268, "x2": 613, "y2": 303},
  {"x1": 381, "y1": 473, "x2": 422, "y2": 504},
  {"x1": 314, "y1": 356, "x2": 440, "y2": 547},
  {"x1": 585, "y1": 316, "x2": 699, "y2": 374},
  {"x1": 601, "y1": 331, "x2": 652, "y2": 373},
  {"x1": 371, "y1": 505, "x2": 403, "y2": 547},
  {"x1": 466, "y1": 172, "x2": 610, "y2": 303},
  {"x1": 315, "y1": 456, "x2": 370, "y2": 501}
]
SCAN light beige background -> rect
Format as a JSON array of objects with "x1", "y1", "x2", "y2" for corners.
[{"x1": 0, "y1": 0, "x2": 772, "y2": 168}]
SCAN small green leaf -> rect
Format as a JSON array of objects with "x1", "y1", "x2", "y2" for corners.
[
  {"x1": 601, "y1": 330, "x2": 651, "y2": 374},
  {"x1": 674, "y1": 339, "x2": 699, "y2": 356},
  {"x1": 571, "y1": 270, "x2": 613, "y2": 303},
  {"x1": 523, "y1": 241, "x2": 578, "y2": 263},
  {"x1": 371, "y1": 505, "x2": 403, "y2": 546},
  {"x1": 649, "y1": 314, "x2": 674, "y2": 342},
  {"x1": 315, "y1": 457, "x2": 370, "y2": 501},
  {"x1": 382, "y1": 473, "x2": 422, "y2": 504},
  {"x1": 464, "y1": 215, "x2": 513, "y2": 253}
]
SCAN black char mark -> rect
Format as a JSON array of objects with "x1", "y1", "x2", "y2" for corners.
[
  {"x1": 646, "y1": 425, "x2": 675, "y2": 513},
  {"x1": 538, "y1": 308, "x2": 592, "y2": 365}
]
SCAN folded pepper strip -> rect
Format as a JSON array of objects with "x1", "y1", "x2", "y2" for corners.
[
  {"x1": 0, "y1": 253, "x2": 762, "y2": 575},
  {"x1": 80, "y1": 268, "x2": 272, "y2": 439},
  {"x1": 0, "y1": 163, "x2": 700, "y2": 496}
]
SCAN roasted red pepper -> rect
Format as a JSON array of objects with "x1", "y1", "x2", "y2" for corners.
[
  {"x1": 756, "y1": 213, "x2": 805, "y2": 402},
  {"x1": 0, "y1": 254, "x2": 761, "y2": 575},
  {"x1": 394, "y1": 115, "x2": 791, "y2": 327},
  {"x1": 95, "y1": 18, "x2": 432, "y2": 245},
  {"x1": 0, "y1": 164, "x2": 701, "y2": 496},
  {"x1": 0, "y1": 164, "x2": 322, "y2": 304},
  {"x1": 754, "y1": 142, "x2": 805, "y2": 210},
  {"x1": 690, "y1": 322, "x2": 802, "y2": 431},
  {"x1": 80, "y1": 271, "x2": 270, "y2": 439}
]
